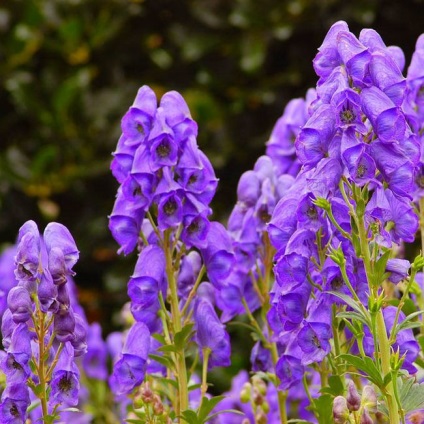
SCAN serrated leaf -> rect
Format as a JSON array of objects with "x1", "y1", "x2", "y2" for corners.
[
  {"x1": 338, "y1": 354, "x2": 384, "y2": 388},
  {"x1": 198, "y1": 395, "x2": 226, "y2": 422},
  {"x1": 175, "y1": 323, "x2": 195, "y2": 350}
]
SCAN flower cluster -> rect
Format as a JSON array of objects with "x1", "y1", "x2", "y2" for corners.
[
  {"x1": 266, "y1": 22, "x2": 422, "y2": 397},
  {"x1": 109, "y1": 85, "x2": 218, "y2": 255},
  {"x1": 0, "y1": 221, "x2": 86, "y2": 422}
]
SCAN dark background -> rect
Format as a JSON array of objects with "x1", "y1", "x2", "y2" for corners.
[{"x1": 1, "y1": 0, "x2": 424, "y2": 340}]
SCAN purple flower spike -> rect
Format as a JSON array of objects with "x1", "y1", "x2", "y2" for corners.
[
  {"x1": 112, "y1": 322, "x2": 151, "y2": 395},
  {"x1": 48, "y1": 247, "x2": 68, "y2": 285},
  {"x1": 181, "y1": 213, "x2": 210, "y2": 249},
  {"x1": 7, "y1": 286, "x2": 32, "y2": 324}
]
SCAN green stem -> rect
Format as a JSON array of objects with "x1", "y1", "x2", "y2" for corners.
[
  {"x1": 355, "y1": 201, "x2": 400, "y2": 424},
  {"x1": 180, "y1": 265, "x2": 206, "y2": 317},
  {"x1": 164, "y1": 230, "x2": 189, "y2": 419},
  {"x1": 419, "y1": 197, "x2": 424, "y2": 334},
  {"x1": 37, "y1": 308, "x2": 49, "y2": 419},
  {"x1": 201, "y1": 348, "x2": 210, "y2": 399}
]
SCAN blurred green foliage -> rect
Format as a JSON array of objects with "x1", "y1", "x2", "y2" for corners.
[{"x1": 1, "y1": 0, "x2": 424, "y2": 387}]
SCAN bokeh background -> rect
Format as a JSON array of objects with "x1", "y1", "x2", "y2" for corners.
[{"x1": 1, "y1": 0, "x2": 424, "y2": 388}]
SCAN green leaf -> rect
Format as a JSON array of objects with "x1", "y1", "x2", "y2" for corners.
[
  {"x1": 152, "y1": 376, "x2": 179, "y2": 390},
  {"x1": 338, "y1": 354, "x2": 384, "y2": 388},
  {"x1": 157, "y1": 344, "x2": 178, "y2": 353},
  {"x1": 327, "y1": 291, "x2": 371, "y2": 326},
  {"x1": 180, "y1": 409, "x2": 199, "y2": 424},
  {"x1": 198, "y1": 395, "x2": 226, "y2": 422},
  {"x1": 152, "y1": 333, "x2": 166, "y2": 345},
  {"x1": 205, "y1": 409, "x2": 245, "y2": 422},
  {"x1": 392, "y1": 310, "x2": 424, "y2": 338},
  {"x1": 287, "y1": 420, "x2": 313, "y2": 424},
  {"x1": 174, "y1": 323, "x2": 195, "y2": 350},
  {"x1": 188, "y1": 383, "x2": 202, "y2": 392},
  {"x1": 397, "y1": 376, "x2": 424, "y2": 413},
  {"x1": 337, "y1": 311, "x2": 370, "y2": 326},
  {"x1": 148, "y1": 353, "x2": 175, "y2": 369},
  {"x1": 313, "y1": 394, "x2": 333, "y2": 424},
  {"x1": 373, "y1": 249, "x2": 391, "y2": 285},
  {"x1": 320, "y1": 375, "x2": 344, "y2": 396}
]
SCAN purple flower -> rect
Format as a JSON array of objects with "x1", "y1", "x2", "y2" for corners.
[
  {"x1": 201, "y1": 222, "x2": 234, "y2": 289},
  {"x1": 7, "y1": 287, "x2": 32, "y2": 324},
  {"x1": 83, "y1": 323, "x2": 108, "y2": 380},
  {"x1": 0, "y1": 384, "x2": 30, "y2": 424},
  {"x1": 128, "y1": 245, "x2": 166, "y2": 311},
  {"x1": 111, "y1": 322, "x2": 151, "y2": 395},
  {"x1": 386, "y1": 258, "x2": 411, "y2": 283},
  {"x1": 194, "y1": 297, "x2": 231, "y2": 369},
  {"x1": 275, "y1": 354, "x2": 304, "y2": 390},
  {"x1": 120, "y1": 86, "x2": 157, "y2": 145},
  {"x1": 297, "y1": 321, "x2": 332, "y2": 365},
  {"x1": 49, "y1": 344, "x2": 80, "y2": 407}
]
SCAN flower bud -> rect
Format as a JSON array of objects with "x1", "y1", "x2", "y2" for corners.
[
  {"x1": 346, "y1": 380, "x2": 361, "y2": 411},
  {"x1": 255, "y1": 410, "x2": 267, "y2": 424},
  {"x1": 253, "y1": 388, "x2": 264, "y2": 406},
  {"x1": 261, "y1": 401, "x2": 270, "y2": 414},
  {"x1": 361, "y1": 385, "x2": 377, "y2": 412},
  {"x1": 360, "y1": 409, "x2": 373, "y2": 424},
  {"x1": 153, "y1": 399, "x2": 164, "y2": 416},
  {"x1": 140, "y1": 384, "x2": 154, "y2": 403},
  {"x1": 7, "y1": 286, "x2": 32, "y2": 323},
  {"x1": 240, "y1": 382, "x2": 252, "y2": 403},
  {"x1": 333, "y1": 396, "x2": 349, "y2": 424},
  {"x1": 251, "y1": 375, "x2": 267, "y2": 396}
]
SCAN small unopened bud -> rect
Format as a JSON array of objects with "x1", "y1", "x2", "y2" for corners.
[
  {"x1": 261, "y1": 401, "x2": 270, "y2": 414},
  {"x1": 346, "y1": 380, "x2": 361, "y2": 411},
  {"x1": 240, "y1": 382, "x2": 252, "y2": 403},
  {"x1": 241, "y1": 419, "x2": 250, "y2": 424},
  {"x1": 153, "y1": 400, "x2": 164, "y2": 416},
  {"x1": 361, "y1": 385, "x2": 377, "y2": 412},
  {"x1": 333, "y1": 396, "x2": 349, "y2": 424},
  {"x1": 255, "y1": 410, "x2": 267, "y2": 424},
  {"x1": 251, "y1": 375, "x2": 267, "y2": 396},
  {"x1": 253, "y1": 388, "x2": 264, "y2": 406},
  {"x1": 140, "y1": 384, "x2": 154, "y2": 403},
  {"x1": 360, "y1": 409, "x2": 373, "y2": 424}
]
